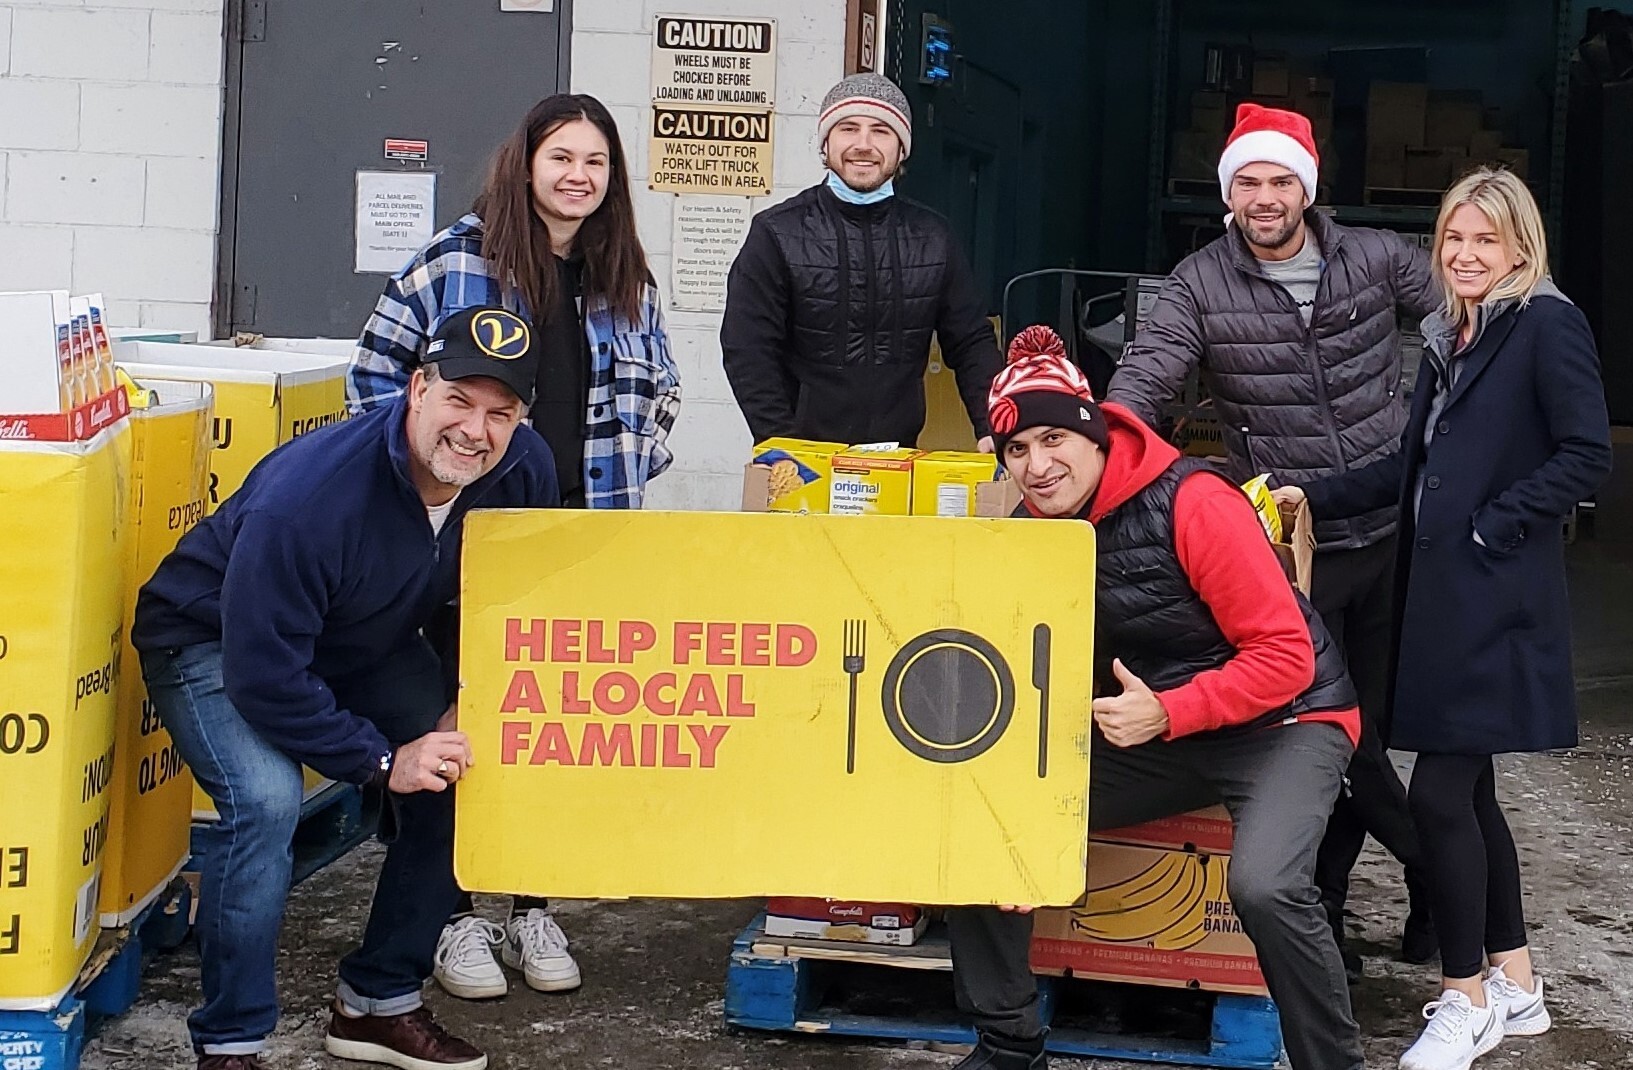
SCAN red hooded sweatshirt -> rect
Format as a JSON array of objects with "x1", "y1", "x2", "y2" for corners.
[{"x1": 1030, "y1": 403, "x2": 1360, "y2": 745}]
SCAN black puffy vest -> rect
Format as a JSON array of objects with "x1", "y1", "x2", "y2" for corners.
[
  {"x1": 1095, "y1": 458, "x2": 1356, "y2": 731},
  {"x1": 751, "y1": 185, "x2": 955, "y2": 444}
]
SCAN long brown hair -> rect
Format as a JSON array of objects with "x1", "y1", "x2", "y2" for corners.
[{"x1": 473, "y1": 94, "x2": 649, "y2": 325}]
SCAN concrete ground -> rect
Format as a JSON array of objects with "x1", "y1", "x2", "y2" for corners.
[{"x1": 81, "y1": 462, "x2": 1633, "y2": 1070}]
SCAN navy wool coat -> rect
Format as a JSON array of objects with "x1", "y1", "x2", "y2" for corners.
[{"x1": 1305, "y1": 288, "x2": 1612, "y2": 755}]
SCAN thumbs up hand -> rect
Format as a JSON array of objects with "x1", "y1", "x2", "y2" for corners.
[{"x1": 1091, "y1": 659, "x2": 1170, "y2": 748}]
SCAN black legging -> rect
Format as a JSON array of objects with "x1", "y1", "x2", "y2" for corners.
[{"x1": 1407, "y1": 754, "x2": 1528, "y2": 979}]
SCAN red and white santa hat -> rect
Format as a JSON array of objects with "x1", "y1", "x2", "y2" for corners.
[{"x1": 1217, "y1": 103, "x2": 1319, "y2": 207}]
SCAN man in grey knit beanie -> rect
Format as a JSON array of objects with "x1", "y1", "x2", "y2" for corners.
[{"x1": 721, "y1": 72, "x2": 1002, "y2": 451}]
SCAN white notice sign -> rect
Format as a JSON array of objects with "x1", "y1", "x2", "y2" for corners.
[
  {"x1": 670, "y1": 196, "x2": 751, "y2": 312},
  {"x1": 651, "y1": 15, "x2": 776, "y2": 108},
  {"x1": 355, "y1": 171, "x2": 436, "y2": 274}
]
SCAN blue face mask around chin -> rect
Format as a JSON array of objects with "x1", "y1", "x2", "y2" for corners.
[{"x1": 826, "y1": 169, "x2": 895, "y2": 205}]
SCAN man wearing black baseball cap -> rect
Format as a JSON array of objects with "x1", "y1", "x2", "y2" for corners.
[{"x1": 132, "y1": 306, "x2": 558, "y2": 1070}]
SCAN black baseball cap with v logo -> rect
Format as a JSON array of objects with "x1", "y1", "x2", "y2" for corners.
[{"x1": 423, "y1": 305, "x2": 538, "y2": 405}]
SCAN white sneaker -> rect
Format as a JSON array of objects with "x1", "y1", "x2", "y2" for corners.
[
  {"x1": 432, "y1": 917, "x2": 508, "y2": 999},
  {"x1": 502, "y1": 909, "x2": 582, "y2": 992},
  {"x1": 1485, "y1": 966, "x2": 1551, "y2": 1036},
  {"x1": 1399, "y1": 990, "x2": 1504, "y2": 1070}
]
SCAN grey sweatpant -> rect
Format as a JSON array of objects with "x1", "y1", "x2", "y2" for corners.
[{"x1": 946, "y1": 720, "x2": 1362, "y2": 1070}]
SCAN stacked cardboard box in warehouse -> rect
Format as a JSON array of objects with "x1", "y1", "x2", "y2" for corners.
[
  {"x1": 1170, "y1": 51, "x2": 1336, "y2": 195},
  {"x1": 1366, "y1": 82, "x2": 1530, "y2": 195}
]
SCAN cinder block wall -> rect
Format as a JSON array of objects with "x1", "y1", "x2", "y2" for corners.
[{"x1": 0, "y1": 0, "x2": 225, "y2": 338}]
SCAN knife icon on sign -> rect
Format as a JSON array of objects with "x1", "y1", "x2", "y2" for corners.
[{"x1": 1033, "y1": 624, "x2": 1051, "y2": 778}]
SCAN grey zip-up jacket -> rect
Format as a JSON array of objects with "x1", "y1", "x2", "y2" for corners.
[{"x1": 1108, "y1": 210, "x2": 1438, "y2": 550}]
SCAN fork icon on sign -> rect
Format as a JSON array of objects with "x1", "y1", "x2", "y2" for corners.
[{"x1": 843, "y1": 619, "x2": 867, "y2": 773}]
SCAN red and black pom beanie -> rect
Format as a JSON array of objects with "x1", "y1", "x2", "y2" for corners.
[{"x1": 987, "y1": 325, "x2": 1109, "y2": 454}]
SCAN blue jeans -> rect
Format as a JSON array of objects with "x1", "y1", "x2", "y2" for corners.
[{"x1": 142, "y1": 641, "x2": 461, "y2": 1054}]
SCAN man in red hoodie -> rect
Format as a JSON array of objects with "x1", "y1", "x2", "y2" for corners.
[{"x1": 946, "y1": 327, "x2": 1363, "y2": 1070}]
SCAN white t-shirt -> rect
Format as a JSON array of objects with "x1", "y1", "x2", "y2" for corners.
[{"x1": 427, "y1": 493, "x2": 460, "y2": 536}]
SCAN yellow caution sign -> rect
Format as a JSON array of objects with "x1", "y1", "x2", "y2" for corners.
[
  {"x1": 0, "y1": 423, "x2": 132, "y2": 1010},
  {"x1": 98, "y1": 381, "x2": 212, "y2": 926},
  {"x1": 456, "y1": 511, "x2": 1097, "y2": 905}
]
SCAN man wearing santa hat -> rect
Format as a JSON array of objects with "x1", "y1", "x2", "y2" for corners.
[
  {"x1": 1108, "y1": 103, "x2": 1440, "y2": 977},
  {"x1": 947, "y1": 326, "x2": 1363, "y2": 1070}
]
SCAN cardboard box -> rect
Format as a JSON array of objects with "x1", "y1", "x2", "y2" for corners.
[
  {"x1": 1189, "y1": 90, "x2": 1229, "y2": 134},
  {"x1": 1426, "y1": 91, "x2": 1484, "y2": 150},
  {"x1": 764, "y1": 898, "x2": 929, "y2": 944},
  {"x1": 0, "y1": 421, "x2": 132, "y2": 1009},
  {"x1": 1404, "y1": 146, "x2": 1466, "y2": 189},
  {"x1": 1366, "y1": 143, "x2": 1408, "y2": 189},
  {"x1": 1251, "y1": 55, "x2": 1290, "y2": 97},
  {"x1": 912, "y1": 452, "x2": 1003, "y2": 517},
  {"x1": 1493, "y1": 147, "x2": 1529, "y2": 179},
  {"x1": 743, "y1": 438, "x2": 847, "y2": 514},
  {"x1": 1367, "y1": 81, "x2": 1428, "y2": 150},
  {"x1": 1274, "y1": 498, "x2": 1316, "y2": 597},
  {"x1": 113, "y1": 341, "x2": 350, "y2": 512},
  {"x1": 1098, "y1": 805, "x2": 1235, "y2": 854},
  {"x1": 1029, "y1": 840, "x2": 1267, "y2": 995},
  {"x1": 0, "y1": 290, "x2": 70, "y2": 416},
  {"x1": 829, "y1": 447, "x2": 920, "y2": 516},
  {"x1": 1170, "y1": 130, "x2": 1223, "y2": 182},
  {"x1": 1468, "y1": 130, "x2": 1504, "y2": 162},
  {"x1": 99, "y1": 381, "x2": 212, "y2": 927}
]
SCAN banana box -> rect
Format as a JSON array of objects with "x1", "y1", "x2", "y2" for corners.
[
  {"x1": 911, "y1": 451, "x2": 1003, "y2": 517},
  {"x1": 99, "y1": 381, "x2": 212, "y2": 927},
  {"x1": 742, "y1": 438, "x2": 846, "y2": 514},
  {"x1": 1029, "y1": 807, "x2": 1267, "y2": 996},
  {"x1": 0, "y1": 421, "x2": 133, "y2": 1010},
  {"x1": 113, "y1": 341, "x2": 350, "y2": 513},
  {"x1": 829, "y1": 446, "x2": 920, "y2": 516}
]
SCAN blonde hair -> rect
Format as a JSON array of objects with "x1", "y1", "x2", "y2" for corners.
[{"x1": 1433, "y1": 167, "x2": 1549, "y2": 328}]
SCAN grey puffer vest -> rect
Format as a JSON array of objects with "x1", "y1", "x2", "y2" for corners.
[
  {"x1": 1112, "y1": 211, "x2": 1439, "y2": 550},
  {"x1": 1095, "y1": 458, "x2": 1357, "y2": 731}
]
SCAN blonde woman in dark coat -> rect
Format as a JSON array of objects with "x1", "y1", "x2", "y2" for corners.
[{"x1": 1276, "y1": 168, "x2": 1612, "y2": 1070}]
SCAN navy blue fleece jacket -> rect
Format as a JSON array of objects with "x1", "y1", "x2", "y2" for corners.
[{"x1": 132, "y1": 396, "x2": 558, "y2": 783}]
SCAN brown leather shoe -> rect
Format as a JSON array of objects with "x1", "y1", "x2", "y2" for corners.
[
  {"x1": 323, "y1": 1002, "x2": 487, "y2": 1069},
  {"x1": 198, "y1": 1057, "x2": 263, "y2": 1070}
]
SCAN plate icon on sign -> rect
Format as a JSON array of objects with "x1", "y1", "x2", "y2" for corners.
[{"x1": 880, "y1": 629, "x2": 1015, "y2": 764}]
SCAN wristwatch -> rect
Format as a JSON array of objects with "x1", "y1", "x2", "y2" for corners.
[{"x1": 368, "y1": 749, "x2": 394, "y2": 790}]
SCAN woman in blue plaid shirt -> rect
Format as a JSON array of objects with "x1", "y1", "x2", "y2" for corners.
[{"x1": 347, "y1": 93, "x2": 681, "y2": 1003}]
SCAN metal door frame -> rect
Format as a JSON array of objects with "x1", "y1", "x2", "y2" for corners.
[{"x1": 211, "y1": 0, "x2": 575, "y2": 338}]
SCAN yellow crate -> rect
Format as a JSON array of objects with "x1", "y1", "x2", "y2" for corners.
[
  {"x1": 114, "y1": 342, "x2": 350, "y2": 511},
  {"x1": 0, "y1": 423, "x2": 132, "y2": 1009},
  {"x1": 99, "y1": 381, "x2": 212, "y2": 926}
]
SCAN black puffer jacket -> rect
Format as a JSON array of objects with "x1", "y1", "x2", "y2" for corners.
[
  {"x1": 1096, "y1": 459, "x2": 1357, "y2": 730},
  {"x1": 721, "y1": 183, "x2": 1002, "y2": 446},
  {"x1": 1108, "y1": 211, "x2": 1437, "y2": 549}
]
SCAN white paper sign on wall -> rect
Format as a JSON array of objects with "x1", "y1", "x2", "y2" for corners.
[
  {"x1": 670, "y1": 196, "x2": 752, "y2": 312},
  {"x1": 355, "y1": 171, "x2": 436, "y2": 275},
  {"x1": 500, "y1": 0, "x2": 553, "y2": 11}
]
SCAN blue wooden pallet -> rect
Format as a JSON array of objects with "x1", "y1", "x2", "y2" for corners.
[
  {"x1": 189, "y1": 781, "x2": 380, "y2": 887},
  {"x1": 726, "y1": 917, "x2": 1283, "y2": 1069},
  {"x1": 0, "y1": 879, "x2": 192, "y2": 1070}
]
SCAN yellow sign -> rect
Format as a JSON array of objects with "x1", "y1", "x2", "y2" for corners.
[
  {"x1": 114, "y1": 341, "x2": 350, "y2": 511},
  {"x1": 0, "y1": 423, "x2": 131, "y2": 1009},
  {"x1": 99, "y1": 381, "x2": 212, "y2": 927},
  {"x1": 456, "y1": 511, "x2": 1096, "y2": 905},
  {"x1": 649, "y1": 105, "x2": 772, "y2": 195}
]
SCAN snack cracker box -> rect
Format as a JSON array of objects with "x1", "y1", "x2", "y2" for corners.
[
  {"x1": 744, "y1": 438, "x2": 846, "y2": 514},
  {"x1": 829, "y1": 446, "x2": 920, "y2": 516},
  {"x1": 911, "y1": 451, "x2": 1003, "y2": 517}
]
